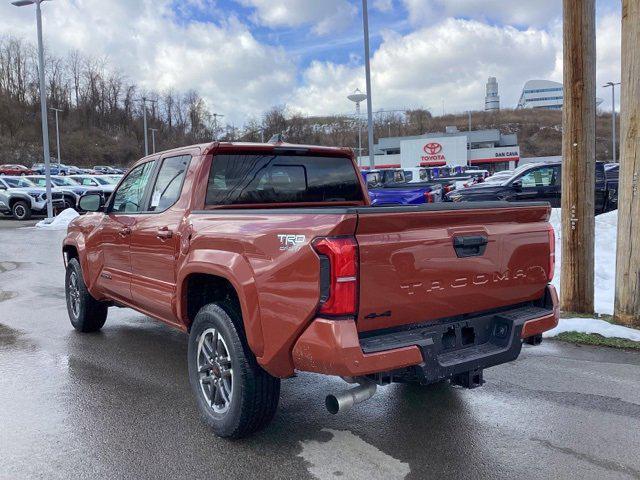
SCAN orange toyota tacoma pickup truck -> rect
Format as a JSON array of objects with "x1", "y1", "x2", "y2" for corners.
[{"x1": 63, "y1": 140, "x2": 558, "y2": 438}]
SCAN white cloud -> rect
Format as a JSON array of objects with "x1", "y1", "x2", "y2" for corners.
[
  {"x1": 373, "y1": 0, "x2": 394, "y2": 13},
  {"x1": 0, "y1": 0, "x2": 296, "y2": 122},
  {"x1": 237, "y1": 0, "x2": 358, "y2": 35},
  {"x1": 596, "y1": 11, "x2": 622, "y2": 110},
  {"x1": 402, "y1": 0, "x2": 562, "y2": 27},
  {"x1": 290, "y1": 19, "x2": 559, "y2": 115}
]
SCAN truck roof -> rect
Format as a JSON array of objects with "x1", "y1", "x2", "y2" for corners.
[{"x1": 136, "y1": 141, "x2": 354, "y2": 164}]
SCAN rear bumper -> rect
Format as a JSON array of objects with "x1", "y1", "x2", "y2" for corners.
[{"x1": 292, "y1": 285, "x2": 558, "y2": 379}]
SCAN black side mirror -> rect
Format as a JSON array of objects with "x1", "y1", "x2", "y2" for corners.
[
  {"x1": 512, "y1": 180, "x2": 523, "y2": 190},
  {"x1": 78, "y1": 193, "x2": 102, "y2": 212}
]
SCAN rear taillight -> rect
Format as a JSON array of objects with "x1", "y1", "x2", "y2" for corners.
[
  {"x1": 548, "y1": 225, "x2": 556, "y2": 282},
  {"x1": 424, "y1": 191, "x2": 434, "y2": 203},
  {"x1": 312, "y1": 237, "x2": 359, "y2": 317}
]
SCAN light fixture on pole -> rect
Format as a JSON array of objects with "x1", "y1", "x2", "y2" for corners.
[
  {"x1": 361, "y1": 0, "x2": 375, "y2": 168},
  {"x1": 348, "y1": 89, "x2": 367, "y2": 165},
  {"x1": 12, "y1": 0, "x2": 53, "y2": 220},
  {"x1": 603, "y1": 81, "x2": 621, "y2": 163},
  {"x1": 212, "y1": 113, "x2": 225, "y2": 140},
  {"x1": 149, "y1": 128, "x2": 159, "y2": 154},
  {"x1": 50, "y1": 107, "x2": 63, "y2": 163}
]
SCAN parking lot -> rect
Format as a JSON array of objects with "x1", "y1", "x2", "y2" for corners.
[{"x1": 1, "y1": 219, "x2": 640, "y2": 480}]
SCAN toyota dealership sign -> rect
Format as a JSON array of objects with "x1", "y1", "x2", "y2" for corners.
[{"x1": 400, "y1": 136, "x2": 469, "y2": 169}]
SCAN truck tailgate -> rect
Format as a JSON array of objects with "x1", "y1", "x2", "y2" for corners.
[{"x1": 355, "y1": 203, "x2": 552, "y2": 332}]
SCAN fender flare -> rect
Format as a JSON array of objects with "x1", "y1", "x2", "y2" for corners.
[
  {"x1": 62, "y1": 234, "x2": 93, "y2": 291},
  {"x1": 177, "y1": 250, "x2": 264, "y2": 358}
]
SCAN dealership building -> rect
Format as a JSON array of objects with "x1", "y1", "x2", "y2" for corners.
[{"x1": 358, "y1": 126, "x2": 520, "y2": 172}]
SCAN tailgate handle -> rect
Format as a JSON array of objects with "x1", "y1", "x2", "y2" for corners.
[{"x1": 453, "y1": 235, "x2": 488, "y2": 258}]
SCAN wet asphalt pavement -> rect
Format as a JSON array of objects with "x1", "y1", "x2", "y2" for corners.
[{"x1": 1, "y1": 218, "x2": 640, "y2": 480}]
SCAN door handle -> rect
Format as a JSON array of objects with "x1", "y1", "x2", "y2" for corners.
[
  {"x1": 453, "y1": 235, "x2": 488, "y2": 258},
  {"x1": 157, "y1": 227, "x2": 174, "y2": 240},
  {"x1": 119, "y1": 226, "x2": 132, "y2": 237}
]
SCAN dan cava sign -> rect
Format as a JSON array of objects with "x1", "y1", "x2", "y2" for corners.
[{"x1": 400, "y1": 136, "x2": 468, "y2": 169}]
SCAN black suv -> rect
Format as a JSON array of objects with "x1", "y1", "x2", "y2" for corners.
[{"x1": 446, "y1": 161, "x2": 617, "y2": 213}]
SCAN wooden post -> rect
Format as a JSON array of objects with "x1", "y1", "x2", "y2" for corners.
[
  {"x1": 614, "y1": 0, "x2": 640, "y2": 327},
  {"x1": 561, "y1": 0, "x2": 596, "y2": 314}
]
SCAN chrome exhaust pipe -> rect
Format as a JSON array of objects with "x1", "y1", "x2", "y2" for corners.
[{"x1": 325, "y1": 381, "x2": 377, "y2": 414}]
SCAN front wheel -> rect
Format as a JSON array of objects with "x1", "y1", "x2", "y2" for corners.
[
  {"x1": 65, "y1": 258, "x2": 108, "y2": 332},
  {"x1": 11, "y1": 200, "x2": 31, "y2": 220},
  {"x1": 63, "y1": 196, "x2": 76, "y2": 210},
  {"x1": 188, "y1": 303, "x2": 280, "y2": 438}
]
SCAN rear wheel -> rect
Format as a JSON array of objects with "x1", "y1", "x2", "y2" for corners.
[
  {"x1": 188, "y1": 303, "x2": 280, "y2": 438},
  {"x1": 11, "y1": 200, "x2": 31, "y2": 220},
  {"x1": 65, "y1": 258, "x2": 108, "y2": 332}
]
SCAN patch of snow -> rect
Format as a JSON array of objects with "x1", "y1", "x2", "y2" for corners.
[
  {"x1": 549, "y1": 208, "x2": 618, "y2": 316},
  {"x1": 545, "y1": 317, "x2": 640, "y2": 342},
  {"x1": 299, "y1": 429, "x2": 410, "y2": 480},
  {"x1": 35, "y1": 209, "x2": 79, "y2": 230}
]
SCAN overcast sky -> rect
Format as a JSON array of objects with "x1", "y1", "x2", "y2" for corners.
[{"x1": 0, "y1": 0, "x2": 622, "y2": 123}]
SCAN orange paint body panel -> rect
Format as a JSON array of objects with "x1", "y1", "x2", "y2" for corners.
[
  {"x1": 64, "y1": 141, "x2": 559, "y2": 382},
  {"x1": 292, "y1": 318, "x2": 423, "y2": 377}
]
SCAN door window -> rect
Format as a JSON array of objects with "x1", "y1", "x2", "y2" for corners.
[
  {"x1": 148, "y1": 155, "x2": 190, "y2": 212},
  {"x1": 519, "y1": 166, "x2": 557, "y2": 187},
  {"x1": 111, "y1": 162, "x2": 154, "y2": 213}
]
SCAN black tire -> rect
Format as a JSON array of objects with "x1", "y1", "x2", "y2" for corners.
[
  {"x1": 11, "y1": 200, "x2": 31, "y2": 220},
  {"x1": 65, "y1": 258, "x2": 108, "y2": 333},
  {"x1": 62, "y1": 196, "x2": 76, "y2": 210},
  {"x1": 188, "y1": 303, "x2": 280, "y2": 439}
]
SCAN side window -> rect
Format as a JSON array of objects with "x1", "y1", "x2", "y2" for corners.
[
  {"x1": 111, "y1": 162, "x2": 154, "y2": 213},
  {"x1": 148, "y1": 155, "x2": 190, "y2": 212},
  {"x1": 519, "y1": 167, "x2": 556, "y2": 188}
]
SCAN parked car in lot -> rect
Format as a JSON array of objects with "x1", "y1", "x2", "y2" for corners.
[
  {"x1": 63, "y1": 141, "x2": 558, "y2": 438},
  {"x1": 0, "y1": 176, "x2": 65, "y2": 219},
  {"x1": 447, "y1": 161, "x2": 617, "y2": 213},
  {"x1": 93, "y1": 165, "x2": 119, "y2": 174},
  {"x1": 69, "y1": 175, "x2": 117, "y2": 195},
  {"x1": 604, "y1": 163, "x2": 619, "y2": 211},
  {"x1": 363, "y1": 169, "x2": 443, "y2": 205},
  {"x1": 26, "y1": 175, "x2": 105, "y2": 210},
  {"x1": 0, "y1": 164, "x2": 34, "y2": 176},
  {"x1": 31, "y1": 163, "x2": 67, "y2": 175}
]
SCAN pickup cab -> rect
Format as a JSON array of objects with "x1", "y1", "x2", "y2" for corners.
[{"x1": 63, "y1": 141, "x2": 558, "y2": 438}]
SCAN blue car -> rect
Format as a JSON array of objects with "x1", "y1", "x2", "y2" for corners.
[{"x1": 362, "y1": 169, "x2": 443, "y2": 206}]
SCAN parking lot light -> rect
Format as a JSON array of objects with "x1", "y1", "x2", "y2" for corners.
[{"x1": 12, "y1": 0, "x2": 54, "y2": 220}]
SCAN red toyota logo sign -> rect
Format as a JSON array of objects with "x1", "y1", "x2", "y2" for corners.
[{"x1": 423, "y1": 143, "x2": 443, "y2": 155}]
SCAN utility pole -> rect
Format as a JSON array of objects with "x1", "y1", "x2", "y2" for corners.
[
  {"x1": 361, "y1": 0, "x2": 375, "y2": 168},
  {"x1": 561, "y1": 0, "x2": 596, "y2": 314},
  {"x1": 604, "y1": 82, "x2": 621, "y2": 163},
  {"x1": 467, "y1": 111, "x2": 472, "y2": 132},
  {"x1": 149, "y1": 128, "x2": 158, "y2": 154},
  {"x1": 50, "y1": 107, "x2": 62, "y2": 163},
  {"x1": 614, "y1": 0, "x2": 640, "y2": 327}
]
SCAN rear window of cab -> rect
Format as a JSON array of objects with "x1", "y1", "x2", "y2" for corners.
[{"x1": 205, "y1": 153, "x2": 364, "y2": 206}]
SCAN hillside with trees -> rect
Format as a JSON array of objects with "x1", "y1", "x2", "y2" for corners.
[{"x1": 0, "y1": 36, "x2": 618, "y2": 168}]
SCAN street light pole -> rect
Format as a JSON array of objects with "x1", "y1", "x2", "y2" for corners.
[
  {"x1": 604, "y1": 82, "x2": 621, "y2": 163},
  {"x1": 13, "y1": 0, "x2": 53, "y2": 219},
  {"x1": 142, "y1": 96, "x2": 149, "y2": 156},
  {"x1": 51, "y1": 107, "x2": 62, "y2": 163},
  {"x1": 149, "y1": 128, "x2": 158, "y2": 154},
  {"x1": 361, "y1": 0, "x2": 375, "y2": 168}
]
